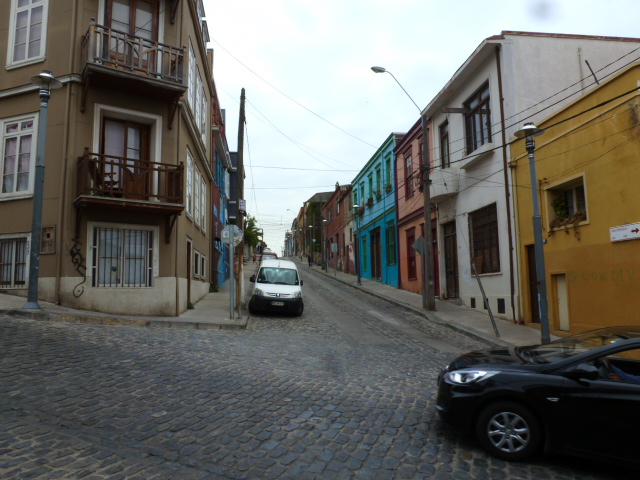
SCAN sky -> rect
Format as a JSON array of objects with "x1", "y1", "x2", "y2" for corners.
[{"x1": 204, "y1": 0, "x2": 640, "y2": 254}]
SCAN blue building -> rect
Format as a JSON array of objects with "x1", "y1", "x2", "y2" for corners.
[{"x1": 352, "y1": 133, "x2": 404, "y2": 287}]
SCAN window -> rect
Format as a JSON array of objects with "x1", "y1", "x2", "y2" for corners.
[
  {"x1": 468, "y1": 203, "x2": 500, "y2": 274},
  {"x1": 367, "y1": 174, "x2": 373, "y2": 201},
  {"x1": 0, "y1": 234, "x2": 28, "y2": 288},
  {"x1": 1, "y1": 115, "x2": 37, "y2": 198},
  {"x1": 7, "y1": 0, "x2": 49, "y2": 67},
  {"x1": 375, "y1": 166, "x2": 381, "y2": 195},
  {"x1": 439, "y1": 120, "x2": 450, "y2": 168},
  {"x1": 406, "y1": 228, "x2": 417, "y2": 280},
  {"x1": 548, "y1": 177, "x2": 588, "y2": 229},
  {"x1": 385, "y1": 155, "x2": 392, "y2": 193},
  {"x1": 360, "y1": 183, "x2": 365, "y2": 206},
  {"x1": 194, "y1": 166, "x2": 201, "y2": 226},
  {"x1": 101, "y1": 118, "x2": 150, "y2": 194},
  {"x1": 186, "y1": 152, "x2": 193, "y2": 217},
  {"x1": 188, "y1": 42, "x2": 197, "y2": 110},
  {"x1": 92, "y1": 226, "x2": 155, "y2": 287},
  {"x1": 404, "y1": 151, "x2": 415, "y2": 198},
  {"x1": 464, "y1": 83, "x2": 492, "y2": 154},
  {"x1": 201, "y1": 254, "x2": 206, "y2": 280},
  {"x1": 194, "y1": 250, "x2": 200, "y2": 277},
  {"x1": 353, "y1": 191, "x2": 358, "y2": 207},
  {"x1": 386, "y1": 221, "x2": 396, "y2": 265},
  {"x1": 200, "y1": 176, "x2": 206, "y2": 230}
]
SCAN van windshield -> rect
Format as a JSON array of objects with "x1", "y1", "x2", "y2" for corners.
[{"x1": 256, "y1": 267, "x2": 299, "y2": 285}]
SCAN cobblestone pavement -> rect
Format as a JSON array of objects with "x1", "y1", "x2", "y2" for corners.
[{"x1": 1, "y1": 268, "x2": 636, "y2": 479}]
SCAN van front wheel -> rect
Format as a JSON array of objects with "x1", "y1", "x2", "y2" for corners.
[{"x1": 294, "y1": 302, "x2": 304, "y2": 317}]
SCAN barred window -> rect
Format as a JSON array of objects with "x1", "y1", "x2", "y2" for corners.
[
  {"x1": 468, "y1": 203, "x2": 500, "y2": 274},
  {"x1": 92, "y1": 227, "x2": 154, "y2": 287},
  {"x1": 0, "y1": 235, "x2": 28, "y2": 288}
]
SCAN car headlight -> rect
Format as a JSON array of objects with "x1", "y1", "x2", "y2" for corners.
[
  {"x1": 445, "y1": 370, "x2": 498, "y2": 384},
  {"x1": 254, "y1": 288, "x2": 264, "y2": 297},
  {"x1": 292, "y1": 291, "x2": 302, "y2": 298}
]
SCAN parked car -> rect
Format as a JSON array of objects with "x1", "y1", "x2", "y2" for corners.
[
  {"x1": 436, "y1": 326, "x2": 640, "y2": 466},
  {"x1": 248, "y1": 259, "x2": 303, "y2": 316},
  {"x1": 259, "y1": 252, "x2": 278, "y2": 261}
]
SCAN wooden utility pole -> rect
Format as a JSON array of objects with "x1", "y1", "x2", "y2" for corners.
[{"x1": 235, "y1": 88, "x2": 246, "y2": 317}]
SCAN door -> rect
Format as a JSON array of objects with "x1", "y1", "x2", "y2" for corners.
[
  {"x1": 370, "y1": 227, "x2": 381, "y2": 280},
  {"x1": 443, "y1": 221, "x2": 459, "y2": 299},
  {"x1": 106, "y1": 0, "x2": 158, "y2": 70},
  {"x1": 406, "y1": 229, "x2": 417, "y2": 281},
  {"x1": 526, "y1": 245, "x2": 540, "y2": 324},
  {"x1": 101, "y1": 118, "x2": 150, "y2": 198},
  {"x1": 554, "y1": 273, "x2": 570, "y2": 331}
]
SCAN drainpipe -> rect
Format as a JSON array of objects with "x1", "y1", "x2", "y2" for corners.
[{"x1": 495, "y1": 45, "x2": 518, "y2": 324}]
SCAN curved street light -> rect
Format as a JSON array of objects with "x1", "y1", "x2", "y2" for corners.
[
  {"x1": 25, "y1": 71, "x2": 63, "y2": 310},
  {"x1": 371, "y1": 66, "x2": 434, "y2": 310}
]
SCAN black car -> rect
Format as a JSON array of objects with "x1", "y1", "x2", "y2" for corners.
[{"x1": 436, "y1": 326, "x2": 640, "y2": 466}]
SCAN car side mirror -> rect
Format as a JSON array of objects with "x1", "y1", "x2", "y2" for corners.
[
  {"x1": 300, "y1": 280, "x2": 303, "y2": 286},
  {"x1": 250, "y1": 275, "x2": 256, "y2": 283},
  {"x1": 564, "y1": 363, "x2": 599, "y2": 381}
]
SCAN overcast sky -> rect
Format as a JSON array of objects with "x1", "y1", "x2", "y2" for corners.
[{"x1": 204, "y1": 0, "x2": 640, "y2": 254}]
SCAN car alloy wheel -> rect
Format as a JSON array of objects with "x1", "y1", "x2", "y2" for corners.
[{"x1": 476, "y1": 401, "x2": 541, "y2": 461}]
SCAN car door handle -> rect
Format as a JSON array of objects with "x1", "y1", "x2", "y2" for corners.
[{"x1": 546, "y1": 397, "x2": 560, "y2": 402}]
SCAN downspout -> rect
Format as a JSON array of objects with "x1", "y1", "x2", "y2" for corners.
[
  {"x1": 495, "y1": 45, "x2": 518, "y2": 324},
  {"x1": 174, "y1": 2, "x2": 183, "y2": 317},
  {"x1": 55, "y1": 0, "x2": 80, "y2": 304}
]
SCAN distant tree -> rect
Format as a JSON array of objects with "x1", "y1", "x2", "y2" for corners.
[{"x1": 244, "y1": 215, "x2": 260, "y2": 250}]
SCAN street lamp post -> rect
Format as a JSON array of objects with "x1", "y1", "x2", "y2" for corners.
[
  {"x1": 322, "y1": 218, "x2": 327, "y2": 271},
  {"x1": 353, "y1": 205, "x2": 362, "y2": 285},
  {"x1": 371, "y1": 66, "x2": 435, "y2": 310},
  {"x1": 25, "y1": 71, "x2": 62, "y2": 310},
  {"x1": 515, "y1": 123, "x2": 550, "y2": 344}
]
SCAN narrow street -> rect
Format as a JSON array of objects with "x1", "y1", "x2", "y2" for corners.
[{"x1": 0, "y1": 267, "x2": 634, "y2": 479}]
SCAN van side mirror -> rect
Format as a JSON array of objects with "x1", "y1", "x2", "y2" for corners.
[
  {"x1": 250, "y1": 275, "x2": 256, "y2": 283},
  {"x1": 300, "y1": 280, "x2": 303, "y2": 286}
]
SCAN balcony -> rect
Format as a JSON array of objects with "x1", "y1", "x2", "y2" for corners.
[
  {"x1": 430, "y1": 168, "x2": 460, "y2": 203},
  {"x1": 80, "y1": 20, "x2": 187, "y2": 115},
  {"x1": 74, "y1": 149, "x2": 184, "y2": 242}
]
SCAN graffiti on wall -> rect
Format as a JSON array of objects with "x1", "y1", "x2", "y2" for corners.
[
  {"x1": 69, "y1": 238, "x2": 87, "y2": 298},
  {"x1": 568, "y1": 269, "x2": 637, "y2": 284}
]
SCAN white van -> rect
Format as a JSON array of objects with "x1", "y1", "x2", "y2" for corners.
[{"x1": 248, "y1": 259, "x2": 303, "y2": 316}]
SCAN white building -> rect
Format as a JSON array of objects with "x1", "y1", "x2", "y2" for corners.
[{"x1": 424, "y1": 31, "x2": 640, "y2": 323}]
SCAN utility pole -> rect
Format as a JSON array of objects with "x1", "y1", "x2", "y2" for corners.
[{"x1": 236, "y1": 88, "x2": 246, "y2": 318}]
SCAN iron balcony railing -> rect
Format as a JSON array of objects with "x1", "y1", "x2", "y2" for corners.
[
  {"x1": 81, "y1": 20, "x2": 184, "y2": 84},
  {"x1": 76, "y1": 149, "x2": 183, "y2": 204}
]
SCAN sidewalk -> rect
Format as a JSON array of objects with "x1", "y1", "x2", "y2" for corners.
[
  {"x1": 0, "y1": 263, "x2": 258, "y2": 331},
  {"x1": 0, "y1": 258, "x2": 554, "y2": 347},
  {"x1": 295, "y1": 257, "x2": 556, "y2": 348}
]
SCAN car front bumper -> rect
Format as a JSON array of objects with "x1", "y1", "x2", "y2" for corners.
[{"x1": 250, "y1": 295, "x2": 302, "y2": 314}]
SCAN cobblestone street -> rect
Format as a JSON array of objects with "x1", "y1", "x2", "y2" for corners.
[{"x1": 0, "y1": 268, "x2": 635, "y2": 479}]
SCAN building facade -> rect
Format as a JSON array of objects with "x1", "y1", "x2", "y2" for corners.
[
  {"x1": 352, "y1": 133, "x2": 403, "y2": 287},
  {"x1": 511, "y1": 62, "x2": 640, "y2": 335},
  {"x1": 322, "y1": 183, "x2": 353, "y2": 274},
  {"x1": 423, "y1": 31, "x2": 640, "y2": 322},
  {"x1": 0, "y1": 0, "x2": 229, "y2": 315}
]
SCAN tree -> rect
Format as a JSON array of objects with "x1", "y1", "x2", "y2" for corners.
[{"x1": 244, "y1": 215, "x2": 261, "y2": 250}]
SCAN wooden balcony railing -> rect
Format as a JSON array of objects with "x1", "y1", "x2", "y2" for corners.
[
  {"x1": 81, "y1": 20, "x2": 184, "y2": 84},
  {"x1": 76, "y1": 149, "x2": 183, "y2": 205}
]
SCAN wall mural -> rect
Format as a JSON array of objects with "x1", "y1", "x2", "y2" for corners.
[{"x1": 69, "y1": 238, "x2": 87, "y2": 298}]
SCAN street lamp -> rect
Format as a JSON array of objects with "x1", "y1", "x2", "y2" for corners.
[
  {"x1": 372, "y1": 66, "x2": 435, "y2": 310},
  {"x1": 24, "y1": 70, "x2": 62, "y2": 310},
  {"x1": 353, "y1": 205, "x2": 362, "y2": 285},
  {"x1": 322, "y1": 218, "x2": 327, "y2": 271},
  {"x1": 515, "y1": 122, "x2": 550, "y2": 344}
]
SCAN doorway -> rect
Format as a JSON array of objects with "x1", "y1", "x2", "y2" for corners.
[{"x1": 443, "y1": 221, "x2": 459, "y2": 299}]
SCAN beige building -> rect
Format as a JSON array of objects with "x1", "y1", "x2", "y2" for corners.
[{"x1": 0, "y1": 0, "x2": 226, "y2": 315}]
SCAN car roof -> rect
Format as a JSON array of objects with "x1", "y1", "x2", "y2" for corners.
[{"x1": 259, "y1": 259, "x2": 297, "y2": 269}]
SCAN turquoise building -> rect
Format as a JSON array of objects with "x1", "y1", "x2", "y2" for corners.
[{"x1": 352, "y1": 133, "x2": 403, "y2": 287}]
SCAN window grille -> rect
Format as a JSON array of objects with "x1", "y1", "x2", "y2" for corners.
[
  {"x1": 0, "y1": 236, "x2": 27, "y2": 288},
  {"x1": 92, "y1": 227, "x2": 153, "y2": 287},
  {"x1": 468, "y1": 203, "x2": 500, "y2": 274}
]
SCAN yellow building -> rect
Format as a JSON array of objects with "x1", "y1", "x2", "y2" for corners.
[{"x1": 511, "y1": 63, "x2": 640, "y2": 335}]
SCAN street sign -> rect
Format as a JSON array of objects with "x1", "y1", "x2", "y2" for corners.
[
  {"x1": 222, "y1": 225, "x2": 243, "y2": 246},
  {"x1": 610, "y1": 222, "x2": 640, "y2": 243},
  {"x1": 412, "y1": 236, "x2": 427, "y2": 255}
]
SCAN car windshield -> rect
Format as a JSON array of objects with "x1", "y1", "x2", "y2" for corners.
[
  {"x1": 256, "y1": 268, "x2": 299, "y2": 285},
  {"x1": 516, "y1": 327, "x2": 640, "y2": 364}
]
